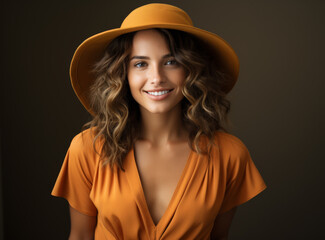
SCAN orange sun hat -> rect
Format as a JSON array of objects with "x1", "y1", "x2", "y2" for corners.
[{"x1": 70, "y1": 3, "x2": 239, "y2": 115}]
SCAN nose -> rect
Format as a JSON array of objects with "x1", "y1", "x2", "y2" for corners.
[{"x1": 149, "y1": 64, "x2": 165, "y2": 85}]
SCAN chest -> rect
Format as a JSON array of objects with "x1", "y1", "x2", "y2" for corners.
[
  {"x1": 134, "y1": 141, "x2": 191, "y2": 224},
  {"x1": 91, "y1": 142, "x2": 224, "y2": 238}
]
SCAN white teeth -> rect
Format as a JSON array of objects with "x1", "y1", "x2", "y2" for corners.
[{"x1": 147, "y1": 90, "x2": 170, "y2": 96}]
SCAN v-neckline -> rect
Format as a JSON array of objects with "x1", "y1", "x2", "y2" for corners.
[{"x1": 125, "y1": 146, "x2": 194, "y2": 230}]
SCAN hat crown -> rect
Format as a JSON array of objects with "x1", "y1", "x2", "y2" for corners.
[{"x1": 121, "y1": 3, "x2": 193, "y2": 29}]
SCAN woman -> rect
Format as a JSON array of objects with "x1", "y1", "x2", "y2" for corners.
[{"x1": 52, "y1": 3, "x2": 267, "y2": 239}]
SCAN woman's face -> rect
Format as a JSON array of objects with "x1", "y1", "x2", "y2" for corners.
[{"x1": 127, "y1": 29, "x2": 186, "y2": 114}]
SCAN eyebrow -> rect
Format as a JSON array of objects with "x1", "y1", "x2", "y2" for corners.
[{"x1": 129, "y1": 53, "x2": 173, "y2": 61}]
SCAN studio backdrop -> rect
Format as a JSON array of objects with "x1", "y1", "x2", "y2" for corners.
[{"x1": 1, "y1": 0, "x2": 324, "y2": 239}]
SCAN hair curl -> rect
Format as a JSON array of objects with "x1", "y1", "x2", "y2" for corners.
[{"x1": 83, "y1": 28, "x2": 231, "y2": 169}]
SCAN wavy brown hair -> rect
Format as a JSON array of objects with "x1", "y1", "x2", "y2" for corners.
[{"x1": 83, "y1": 28, "x2": 231, "y2": 169}]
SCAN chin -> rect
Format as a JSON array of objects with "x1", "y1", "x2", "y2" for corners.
[
  {"x1": 146, "y1": 108, "x2": 171, "y2": 114},
  {"x1": 141, "y1": 104, "x2": 178, "y2": 114}
]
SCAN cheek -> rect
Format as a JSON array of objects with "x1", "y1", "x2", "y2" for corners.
[
  {"x1": 173, "y1": 69, "x2": 186, "y2": 87},
  {"x1": 127, "y1": 71, "x2": 136, "y2": 89},
  {"x1": 127, "y1": 72, "x2": 143, "y2": 97}
]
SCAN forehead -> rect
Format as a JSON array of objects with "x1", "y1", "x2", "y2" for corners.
[{"x1": 130, "y1": 29, "x2": 170, "y2": 55}]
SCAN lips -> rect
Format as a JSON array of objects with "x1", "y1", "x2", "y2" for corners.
[
  {"x1": 144, "y1": 89, "x2": 173, "y2": 96},
  {"x1": 143, "y1": 89, "x2": 174, "y2": 100}
]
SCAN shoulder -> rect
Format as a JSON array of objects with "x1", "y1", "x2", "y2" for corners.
[
  {"x1": 70, "y1": 128, "x2": 101, "y2": 152},
  {"x1": 211, "y1": 131, "x2": 251, "y2": 166},
  {"x1": 68, "y1": 127, "x2": 103, "y2": 164},
  {"x1": 70, "y1": 128, "x2": 95, "y2": 149},
  {"x1": 213, "y1": 131, "x2": 248, "y2": 155}
]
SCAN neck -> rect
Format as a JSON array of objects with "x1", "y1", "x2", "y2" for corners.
[{"x1": 138, "y1": 105, "x2": 188, "y2": 146}]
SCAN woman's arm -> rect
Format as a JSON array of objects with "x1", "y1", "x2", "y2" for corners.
[
  {"x1": 68, "y1": 205, "x2": 97, "y2": 240},
  {"x1": 210, "y1": 207, "x2": 237, "y2": 240}
]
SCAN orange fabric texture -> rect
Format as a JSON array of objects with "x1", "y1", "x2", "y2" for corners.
[{"x1": 52, "y1": 129, "x2": 266, "y2": 239}]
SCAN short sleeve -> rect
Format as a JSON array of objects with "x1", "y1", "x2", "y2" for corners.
[
  {"x1": 51, "y1": 131, "x2": 98, "y2": 216},
  {"x1": 218, "y1": 135, "x2": 267, "y2": 214}
]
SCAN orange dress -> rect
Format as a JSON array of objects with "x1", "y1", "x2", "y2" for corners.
[{"x1": 52, "y1": 129, "x2": 266, "y2": 239}]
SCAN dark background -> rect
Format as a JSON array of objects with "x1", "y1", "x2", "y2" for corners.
[{"x1": 1, "y1": 0, "x2": 324, "y2": 239}]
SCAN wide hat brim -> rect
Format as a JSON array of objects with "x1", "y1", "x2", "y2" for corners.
[{"x1": 70, "y1": 3, "x2": 239, "y2": 115}]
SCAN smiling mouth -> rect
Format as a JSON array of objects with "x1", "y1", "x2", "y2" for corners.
[{"x1": 145, "y1": 89, "x2": 173, "y2": 96}]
